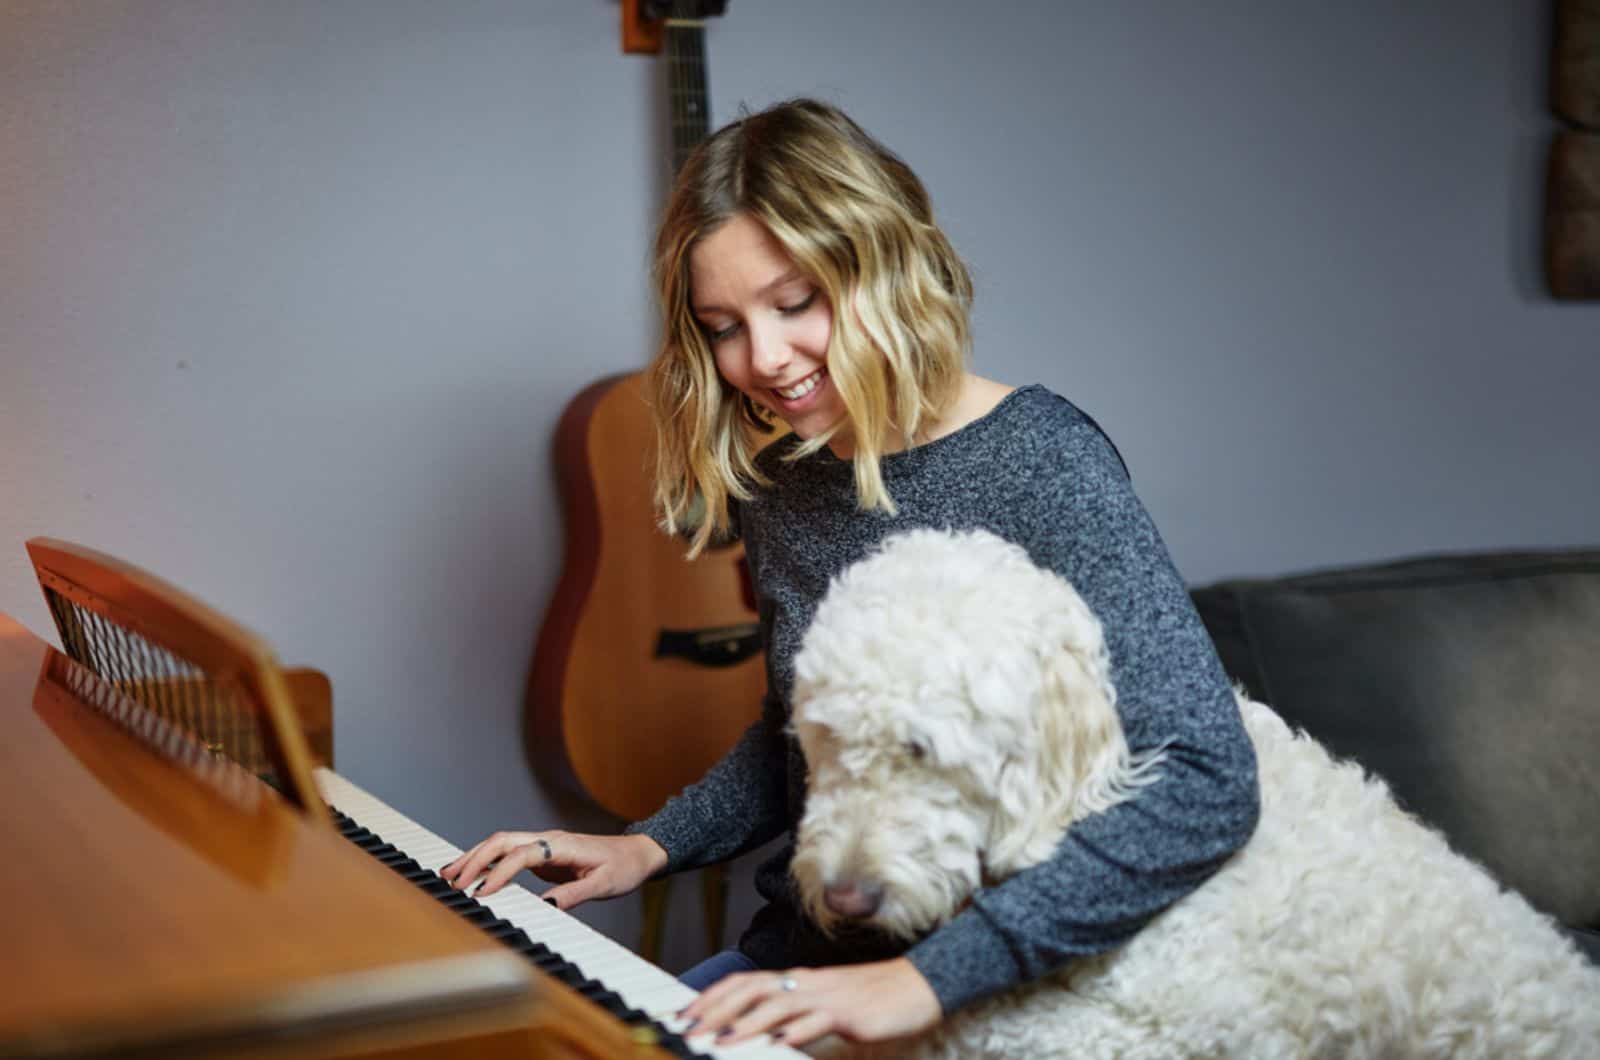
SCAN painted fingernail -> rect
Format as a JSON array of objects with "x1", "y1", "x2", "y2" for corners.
[
  {"x1": 683, "y1": 1019, "x2": 699, "y2": 1032},
  {"x1": 716, "y1": 1029, "x2": 732, "y2": 1042},
  {"x1": 543, "y1": 896, "x2": 559, "y2": 906}
]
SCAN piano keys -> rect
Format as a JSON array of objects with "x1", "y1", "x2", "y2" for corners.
[{"x1": 316, "y1": 768, "x2": 807, "y2": 1060}]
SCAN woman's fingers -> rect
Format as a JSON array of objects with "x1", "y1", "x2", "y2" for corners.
[
  {"x1": 540, "y1": 865, "x2": 610, "y2": 909},
  {"x1": 473, "y1": 845, "x2": 539, "y2": 896},
  {"x1": 478, "y1": 831, "x2": 577, "y2": 895},
  {"x1": 683, "y1": 959, "x2": 940, "y2": 1049},
  {"x1": 683, "y1": 972, "x2": 804, "y2": 1046},
  {"x1": 766, "y1": 1009, "x2": 832, "y2": 1048},
  {"x1": 440, "y1": 831, "x2": 543, "y2": 893},
  {"x1": 438, "y1": 831, "x2": 666, "y2": 908},
  {"x1": 439, "y1": 836, "x2": 492, "y2": 884}
]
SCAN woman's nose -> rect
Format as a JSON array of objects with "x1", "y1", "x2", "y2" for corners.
[{"x1": 747, "y1": 319, "x2": 790, "y2": 378}]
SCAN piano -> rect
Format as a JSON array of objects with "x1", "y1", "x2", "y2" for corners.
[{"x1": 0, "y1": 611, "x2": 808, "y2": 1059}]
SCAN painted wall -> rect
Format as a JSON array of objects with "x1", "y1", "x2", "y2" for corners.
[{"x1": 3, "y1": 0, "x2": 1595, "y2": 972}]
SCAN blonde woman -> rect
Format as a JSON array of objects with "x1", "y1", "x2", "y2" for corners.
[{"x1": 444, "y1": 99, "x2": 1259, "y2": 1050}]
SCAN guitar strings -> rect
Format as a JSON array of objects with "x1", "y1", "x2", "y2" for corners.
[{"x1": 665, "y1": 3, "x2": 709, "y2": 179}]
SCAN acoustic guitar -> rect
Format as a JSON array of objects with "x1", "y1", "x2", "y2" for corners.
[{"x1": 524, "y1": 1, "x2": 758, "y2": 830}]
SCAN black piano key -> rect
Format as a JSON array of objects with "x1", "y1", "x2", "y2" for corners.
[
  {"x1": 519, "y1": 948, "x2": 567, "y2": 971},
  {"x1": 553, "y1": 965, "x2": 588, "y2": 986},
  {"x1": 582, "y1": 987, "x2": 624, "y2": 1008},
  {"x1": 334, "y1": 819, "x2": 693, "y2": 1048}
]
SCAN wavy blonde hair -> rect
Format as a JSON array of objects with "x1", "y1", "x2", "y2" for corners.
[{"x1": 648, "y1": 98, "x2": 974, "y2": 556}]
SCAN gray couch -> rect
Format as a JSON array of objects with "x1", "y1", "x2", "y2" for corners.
[{"x1": 1189, "y1": 549, "x2": 1600, "y2": 965}]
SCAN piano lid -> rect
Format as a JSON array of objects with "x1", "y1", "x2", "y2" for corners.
[{"x1": 0, "y1": 613, "x2": 533, "y2": 1058}]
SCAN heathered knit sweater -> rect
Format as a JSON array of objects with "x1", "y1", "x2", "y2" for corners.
[{"x1": 628, "y1": 384, "x2": 1259, "y2": 1014}]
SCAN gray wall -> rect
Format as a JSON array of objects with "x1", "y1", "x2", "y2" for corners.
[{"x1": 3, "y1": 0, "x2": 1596, "y2": 972}]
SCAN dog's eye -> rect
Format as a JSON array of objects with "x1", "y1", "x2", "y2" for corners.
[{"x1": 906, "y1": 739, "x2": 929, "y2": 761}]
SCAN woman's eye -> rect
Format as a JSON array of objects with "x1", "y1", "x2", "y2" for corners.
[
  {"x1": 779, "y1": 291, "x2": 817, "y2": 316},
  {"x1": 700, "y1": 290, "x2": 812, "y2": 342}
]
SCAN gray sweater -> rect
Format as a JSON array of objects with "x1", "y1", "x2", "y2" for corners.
[{"x1": 629, "y1": 384, "x2": 1259, "y2": 1014}]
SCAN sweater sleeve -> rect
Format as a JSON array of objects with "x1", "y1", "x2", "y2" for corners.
[
  {"x1": 904, "y1": 402, "x2": 1261, "y2": 1013},
  {"x1": 623, "y1": 690, "x2": 792, "y2": 874}
]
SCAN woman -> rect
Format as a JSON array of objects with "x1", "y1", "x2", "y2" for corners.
[{"x1": 443, "y1": 98, "x2": 1259, "y2": 1050}]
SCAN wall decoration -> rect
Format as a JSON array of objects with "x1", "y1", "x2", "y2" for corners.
[{"x1": 1546, "y1": 0, "x2": 1600, "y2": 298}]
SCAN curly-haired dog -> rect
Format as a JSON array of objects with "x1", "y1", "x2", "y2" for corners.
[{"x1": 790, "y1": 528, "x2": 1600, "y2": 1059}]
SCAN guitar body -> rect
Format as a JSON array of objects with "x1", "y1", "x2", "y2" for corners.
[{"x1": 526, "y1": 372, "x2": 765, "y2": 822}]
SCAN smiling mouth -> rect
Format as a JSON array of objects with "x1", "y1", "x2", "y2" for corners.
[{"x1": 774, "y1": 369, "x2": 826, "y2": 401}]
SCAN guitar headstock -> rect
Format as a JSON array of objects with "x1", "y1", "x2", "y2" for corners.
[
  {"x1": 644, "y1": 1, "x2": 728, "y2": 20},
  {"x1": 625, "y1": 0, "x2": 727, "y2": 54}
]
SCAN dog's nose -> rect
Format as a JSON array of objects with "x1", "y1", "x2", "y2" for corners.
[{"x1": 823, "y1": 879, "x2": 884, "y2": 918}]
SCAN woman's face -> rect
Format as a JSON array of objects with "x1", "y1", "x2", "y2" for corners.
[{"x1": 689, "y1": 213, "x2": 845, "y2": 450}]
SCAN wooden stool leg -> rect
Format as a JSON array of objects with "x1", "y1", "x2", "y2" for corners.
[
  {"x1": 640, "y1": 876, "x2": 671, "y2": 965},
  {"x1": 700, "y1": 863, "x2": 730, "y2": 956}
]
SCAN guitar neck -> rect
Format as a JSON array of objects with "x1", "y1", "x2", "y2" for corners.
[{"x1": 665, "y1": 14, "x2": 710, "y2": 176}]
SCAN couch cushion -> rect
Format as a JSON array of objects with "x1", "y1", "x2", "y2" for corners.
[{"x1": 1191, "y1": 550, "x2": 1600, "y2": 930}]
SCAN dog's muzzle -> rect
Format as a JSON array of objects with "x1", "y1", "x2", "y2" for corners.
[{"x1": 823, "y1": 879, "x2": 884, "y2": 919}]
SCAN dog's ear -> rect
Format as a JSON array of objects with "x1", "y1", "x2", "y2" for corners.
[{"x1": 986, "y1": 643, "x2": 1130, "y2": 877}]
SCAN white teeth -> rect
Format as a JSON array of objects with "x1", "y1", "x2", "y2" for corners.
[{"x1": 776, "y1": 372, "x2": 823, "y2": 400}]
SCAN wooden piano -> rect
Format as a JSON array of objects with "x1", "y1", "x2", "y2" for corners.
[{"x1": 0, "y1": 610, "x2": 805, "y2": 1059}]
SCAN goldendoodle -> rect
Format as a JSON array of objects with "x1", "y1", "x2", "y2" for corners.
[{"x1": 790, "y1": 528, "x2": 1600, "y2": 1059}]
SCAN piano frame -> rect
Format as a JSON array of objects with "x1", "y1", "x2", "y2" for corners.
[{"x1": 0, "y1": 611, "x2": 672, "y2": 1059}]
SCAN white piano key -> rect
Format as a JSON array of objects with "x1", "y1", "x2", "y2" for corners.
[{"x1": 314, "y1": 768, "x2": 804, "y2": 1060}]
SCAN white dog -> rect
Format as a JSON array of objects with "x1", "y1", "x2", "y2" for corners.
[{"x1": 790, "y1": 528, "x2": 1600, "y2": 1059}]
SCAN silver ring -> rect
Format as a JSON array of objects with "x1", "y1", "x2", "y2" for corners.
[
  {"x1": 778, "y1": 974, "x2": 798, "y2": 992},
  {"x1": 535, "y1": 838, "x2": 552, "y2": 861}
]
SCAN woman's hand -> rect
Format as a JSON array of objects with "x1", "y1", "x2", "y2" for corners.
[
  {"x1": 679, "y1": 958, "x2": 942, "y2": 1050},
  {"x1": 438, "y1": 830, "x2": 667, "y2": 909}
]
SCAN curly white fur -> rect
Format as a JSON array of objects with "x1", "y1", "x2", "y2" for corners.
[{"x1": 790, "y1": 528, "x2": 1600, "y2": 1059}]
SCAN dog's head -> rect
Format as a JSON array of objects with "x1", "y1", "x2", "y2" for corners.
[{"x1": 790, "y1": 528, "x2": 1156, "y2": 941}]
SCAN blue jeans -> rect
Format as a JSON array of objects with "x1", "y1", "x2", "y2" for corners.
[{"x1": 679, "y1": 948, "x2": 758, "y2": 991}]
